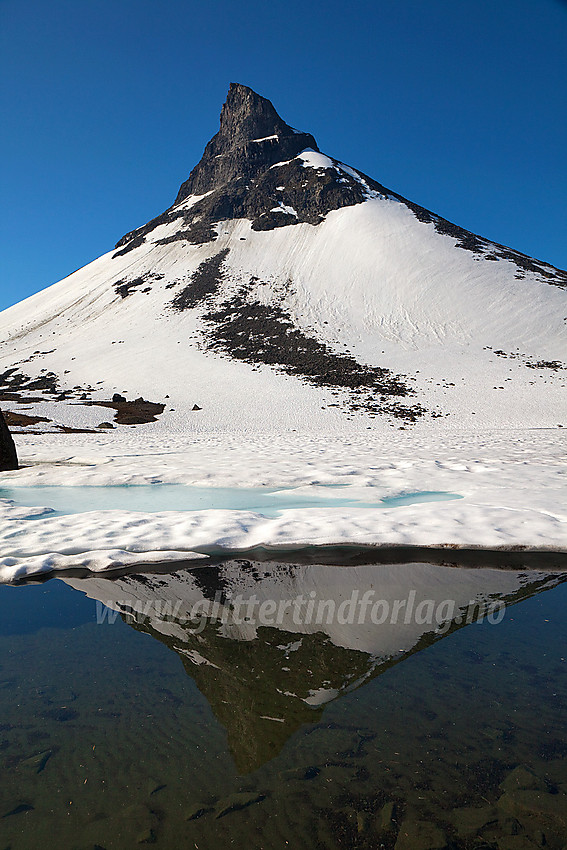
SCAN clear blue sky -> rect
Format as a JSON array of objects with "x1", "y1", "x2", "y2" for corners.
[{"x1": 1, "y1": 0, "x2": 566, "y2": 311}]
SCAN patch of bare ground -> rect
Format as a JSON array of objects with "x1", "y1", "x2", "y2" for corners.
[
  {"x1": 3, "y1": 411, "x2": 51, "y2": 428},
  {"x1": 89, "y1": 398, "x2": 165, "y2": 425},
  {"x1": 201, "y1": 292, "x2": 427, "y2": 423}
]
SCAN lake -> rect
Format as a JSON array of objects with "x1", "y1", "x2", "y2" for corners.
[{"x1": 0, "y1": 555, "x2": 566, "y2": 849}]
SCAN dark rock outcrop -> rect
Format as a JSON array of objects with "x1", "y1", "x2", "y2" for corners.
[
  {"x1": 0, "y1": 409, "x2": 18, "y2": 470},
  {"x1": 175, "y1": 82, "x2": 319, "y2": 199},
  {"x1": 113, "y1": 83, "x2": 376, "y2": 252},
  {"x1": 90, "y1": 397, "x2": 165, "y2": 425}
]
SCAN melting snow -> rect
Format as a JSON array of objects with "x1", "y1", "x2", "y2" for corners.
[
  {"x1": 0, "y1": 429, "x2": 564, "y2": 582},
  {"x1": 270, "y1": 203, "x2": 298, "y2": 216}
]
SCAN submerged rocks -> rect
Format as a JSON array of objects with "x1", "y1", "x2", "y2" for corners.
[
  {"x1": 377, "y1": 800, "x2": 398, "y2": 833},
  {"x1": 500, "y1": 765, "x2": 547, "y2": 794},
  {"x1": 498, "y1": 789, "x2": 567, "y2": 827},
  {"x1": 0, "y1": 409, "x2": 18, "y2": 470},
  {"x1": 18, "y1": 748, "x2": 53, "y2": 774},
  {"x1": 394, "y1": 817, "x2": 448, "y2": 850},
  {"x1": 184, "y1": 791, "x2": 268, "y2": 822},
  {"x1": 185, "y1": 801, "x2": 215, "y2": 821},
  {"x1": 215, "y1": 790, "x2": 268, "y2": 819},
  {"x1": 1, "y1": 802, "x2": 34, "y2": 818},
  {"x1": 449, "y1": 804, "x2": 498, "y2": 837}
]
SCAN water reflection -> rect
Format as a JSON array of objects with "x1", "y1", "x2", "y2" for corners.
[
  {"x1": 64, "y1": 559, "x2": 563, "y2": 774},
  {"x1": 2, "y1": 557, "x2": 567, "y2": 850}
]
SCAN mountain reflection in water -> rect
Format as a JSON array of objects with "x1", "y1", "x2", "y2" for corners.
[
  {"x1": 2, "y1": 555, "x2": 567, "y2": 850},
  {"x1": 64, "y1": 559, "x2": 563, "y2": 774}
]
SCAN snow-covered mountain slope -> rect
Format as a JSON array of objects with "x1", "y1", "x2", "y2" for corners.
[{"x1": 0, "y1": 83, "x2": 565, "y2": 435}]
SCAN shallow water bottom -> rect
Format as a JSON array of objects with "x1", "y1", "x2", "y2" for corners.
[{"x1": 0, "y1": 558, "x2": 566, "y2": 849}]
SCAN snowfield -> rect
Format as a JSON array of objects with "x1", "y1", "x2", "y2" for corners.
[
  {"x1": 0, "y1": 428, "x2": 565, "y2": 582},
  {"x1": 0, "y1": 202, "x2": 565, "y2": 435}
]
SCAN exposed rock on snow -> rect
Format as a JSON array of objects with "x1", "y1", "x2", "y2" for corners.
[
  {"x1": 201, "y1": 291, "x2": 424, "y2": 419},
  {"x1": 171, "y1": 249, "x2": 229, "y2": 310},
  {"x1": 0, "y1": 368, "x2": 165, "y2": 431},
  {"x1": 89, "y1": 397, "x2": 166, "y2": 426}
]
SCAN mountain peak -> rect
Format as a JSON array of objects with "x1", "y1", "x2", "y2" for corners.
[
  {"x1": 217, "y1": 83, "x2": 299, "y2": 148},
  {"x1": 113, "y1": 85, "x2": 567, "y2": 299},
  {"x1": 175, "y1": 83, "x2": 318, "y2": 200}
]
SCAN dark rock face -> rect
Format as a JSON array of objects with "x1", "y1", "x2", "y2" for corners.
[
  {"x1": 0, "y1": 409, "x2": 18, "y2": 470},
  {"x1": 113, "y1": 83, "x2": 373, "y2": 253},
  {"x1": 176, "y1": 82, "x2": 319, "y2": 199}
]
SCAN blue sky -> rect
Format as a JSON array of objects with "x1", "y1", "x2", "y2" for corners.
[{"x1": 1, "y1": 0, "x2": 566, "y2": 311}]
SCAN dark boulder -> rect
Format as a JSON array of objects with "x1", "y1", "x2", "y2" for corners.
[{"x1": 0, "y1": 409, "x2": 18, "y2": 470}]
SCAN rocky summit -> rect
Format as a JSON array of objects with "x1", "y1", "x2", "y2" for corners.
[
  {"x1": 0, "y1": 84, "x2": 564, "y2": 436},
  {"x1": 114, "y1": 82, "x2": 380, "y2": 251},
  {"x1": 176, "y1": 82, "x2": 319, "y2": 197}
]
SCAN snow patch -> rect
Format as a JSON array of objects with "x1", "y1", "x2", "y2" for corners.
[
  {"x1": 270, "y1": 203, "x2": 298, "y2": 216},
  {"x1": 297, "y1": 150, "x2": 336, "y2": 170}
]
